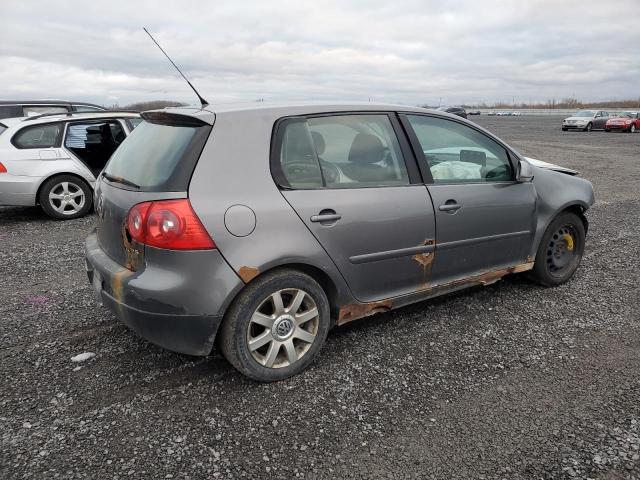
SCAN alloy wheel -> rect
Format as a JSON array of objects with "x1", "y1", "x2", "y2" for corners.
[
  {"x1": 48, "y1": 181, "x2": 86, "y2": 215},
  {"x1": 247, "y1": 288, "x2": 319, "y2": 369}
]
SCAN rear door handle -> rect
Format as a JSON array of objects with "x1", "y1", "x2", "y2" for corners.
[
  {"x1": 438, "y1": 202, "x2": 461, "y2": 212},
  {"x1": 311, "y1": 209, "x2": 341, "y2": 224}
]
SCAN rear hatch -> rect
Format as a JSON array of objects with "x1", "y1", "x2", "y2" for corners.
[{"x1": 95, "y1": 110, "x2": 213, "y2": 268}]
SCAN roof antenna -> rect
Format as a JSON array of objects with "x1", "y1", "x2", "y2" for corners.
[{"x1": 143, "y1": 27, "x2": 209, "y2": 107}]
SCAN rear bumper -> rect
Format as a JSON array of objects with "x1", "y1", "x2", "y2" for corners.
[
  {"x1": 0, "y1": 174, "x2": 40, "y2": 206},
  {"x1": 85, "y1": 231, "x2": 243, "y2": 356}
]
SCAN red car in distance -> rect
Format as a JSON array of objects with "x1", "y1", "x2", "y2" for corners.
[{"x1": 605, "y1": 111, "x2": 640, "y2": 133}]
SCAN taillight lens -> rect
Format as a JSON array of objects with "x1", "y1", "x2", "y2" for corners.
[
  {"x1": 126, "y1": 199, "x2": 215, "y2": 250},
  {"x1": 0, "y1": 162, "x2": 7, "y2": 173}
]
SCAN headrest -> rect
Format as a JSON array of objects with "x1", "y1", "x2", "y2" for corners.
[
  {"x1": 348, "y1": 133, "x2": 385, "y2": 164},
  {"x1": 311, "y1": 131, "x2": 325, "y2": 155}
]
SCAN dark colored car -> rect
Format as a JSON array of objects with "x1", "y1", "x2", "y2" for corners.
[
  {"x1": 85, "y1": 102, "x2": 594, "y2": 382},
  {"x1": 0, "y1": 100, "x2": 106, "y2": 120},
  {"x1": 605, "y1": 111, "x2": 640, "y2": 133},
  {"x1": 437, "y1": 106, "x2": 467, "y2": 118}
]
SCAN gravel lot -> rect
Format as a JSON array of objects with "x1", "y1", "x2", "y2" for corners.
[{"x1": 1, "y1": 115, "x2": 639, "y2": 479}]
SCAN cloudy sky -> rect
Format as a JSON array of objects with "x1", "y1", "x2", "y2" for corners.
[{"x1": 1, "y1": 0, "x2": 638, "y2": 107}]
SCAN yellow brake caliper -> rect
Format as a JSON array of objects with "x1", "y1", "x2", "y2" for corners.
[{"x1": 561, "y1": 233, "x2": 574, "y2": 252}]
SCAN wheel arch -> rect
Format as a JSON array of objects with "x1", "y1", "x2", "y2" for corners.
[
  {"x1": 35, "y1": 172, "x2": 94, "y2": 206},
  {"x1": 234, "y1": 262, "x2": 344, "y2": 325},
  {"x1": 531, "y1": 200, "x2": 590, "y2": 260}
]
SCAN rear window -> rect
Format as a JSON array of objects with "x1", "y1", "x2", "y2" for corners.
[
  {"x1": 103, "y1": 114, "x2": 212, "y2": 191},
  {"x1": 12, "y1": 123, "x2": 62, "y2": 148}
]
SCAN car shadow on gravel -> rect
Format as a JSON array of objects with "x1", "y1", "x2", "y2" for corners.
[{"x1": 0, "y1": 205, "x2": 51, "y2": 221}]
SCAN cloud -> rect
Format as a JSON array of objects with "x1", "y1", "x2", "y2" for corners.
[{"x1": 0, "y1": 0, "x2": 638, "y2": 106}]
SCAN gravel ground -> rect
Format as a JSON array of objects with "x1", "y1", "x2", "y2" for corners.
[{"x1": 1, "y1": 116, "x2": 639, "y2": 479}]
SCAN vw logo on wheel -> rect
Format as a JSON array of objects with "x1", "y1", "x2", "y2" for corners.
[{"x1": 272, "y1": 316, "x2": 294, "y2": 340}]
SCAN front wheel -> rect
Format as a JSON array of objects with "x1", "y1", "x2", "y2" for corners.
[
  {"x1": 529, "y1": 212, "x2": 586, "y2": 287},
  {"x1": 38, "y1": 175, "x2": 93, "y2": 220},
  {"x1": 584, "y1": 122, "x2": 593, "y2": 132},
  {"x1": 219, "y1": 269, "x2": 330, "y2": 382},
  {"x1": 630, "y1": 124, "x2": 636, "y2": 133}
]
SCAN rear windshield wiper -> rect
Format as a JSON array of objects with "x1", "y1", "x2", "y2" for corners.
[{"x1": 101, "y1": 172, "x2": 141, "y2": 189}]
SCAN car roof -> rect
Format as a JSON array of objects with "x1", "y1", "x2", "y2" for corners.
[
  {"x1": 0, "y1": 112, "x2": 140, "y2": 131},
  {"x1": 152, "y1": 101, "x2": 434, "y2": 125},
  {"x1": 0, "y1": 100, "x2": 104, "y2": 108},
  {"x1": 20, "y1": 111, "x2": 139, "y2": 123}
]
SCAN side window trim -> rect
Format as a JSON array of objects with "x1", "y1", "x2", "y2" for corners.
[
  {"x1": 11, "y1": 122, "x2": 63, "y2": 149},
  {"x1": 270, "y1": 111, "x2": 421, "y2": 190},
  {"x1": 398, "y1": 112, "x2": 519, "y2": 185}
]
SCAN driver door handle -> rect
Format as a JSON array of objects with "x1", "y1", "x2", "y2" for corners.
[
  {"x1": 439, "y1": 202, "x2": 461, "y2": 212},
  {"x1": 311, "y1": 209, "x2": 342, "y2": 224}
]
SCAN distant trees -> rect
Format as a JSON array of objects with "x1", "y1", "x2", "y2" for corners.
[
  {"x1": 109, "y1": 100, "x2": 187, "y2": 112},
  {"x1": 472, "y1": 98, "x2": 640, "y2": 109}
]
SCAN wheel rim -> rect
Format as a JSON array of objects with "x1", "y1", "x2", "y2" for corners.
[
  {"x1": 587, "y1": 123, "x2": 592, "y2": 131},
  {"x1": 48, "y1": 181, "x2": 85, "y2": 215},
  {"x1": 545, "y1": 225, "x2": 578, "y2": 277},
  {"x1": 247, "y1": 288, "x2": 319, "y2": 369},
  {"x1": 632, "y1": 125, "x2": 636, "y2": 133}
]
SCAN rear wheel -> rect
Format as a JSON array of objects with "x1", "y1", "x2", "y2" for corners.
[
  {"x1": 529, "y1": 212, "x2": 585, "y2": 287},
  {"x1": 39, "y1": 175, "x2": 92, "y2": 220},
  {"x1": 561, "y1": 127, "x2": 568, "y2": 131},
  {"x1": 219, "y1": 269, "x2": 330, "y2": 382}
]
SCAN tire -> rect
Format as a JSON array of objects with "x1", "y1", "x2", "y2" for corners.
[
  {"x1": 605, "y1": 129, "x2": 611, "y2": 132},
  {"x1": 561, "y1": 127, "x2": 568, "y2": 131},
  {"x1": 529, "y1": 212, "x2": 586, "y2": 287},
  {"x1": 630, "y1": 124, "x2": 636, "y2": 133},
  {"x1": 584, "y1": 122, "x2": 592, "y2": 132},
  {"x1": 219, "y1": 269, "x2": 330, "y2": 382},
  {"x1": 38, "y1": 175, "x2": 93, "y2": 220}
]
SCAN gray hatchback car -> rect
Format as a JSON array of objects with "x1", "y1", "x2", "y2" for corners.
[{"x1": 85, "y1": 103, "x2": 594, "y2": 382}]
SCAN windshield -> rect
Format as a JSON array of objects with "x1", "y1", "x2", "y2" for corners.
[
  {"x1": 0, "y1": 123, "x2": 6, "y2": 136},
  {"x1": 574, "y1": 111, "x2": 595, "y2": 117},
  {"x1": 103, "y1": 117, "x2": 211, "y2": 191},
  {"x1": 617, "y1": 112, "x2": 635, "y2": 118}
]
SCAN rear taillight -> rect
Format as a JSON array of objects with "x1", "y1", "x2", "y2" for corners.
[
  {"x1": 126, "y1": 199, "x2": 215, "y2": 250},
  {"x1": 0, "y1": 162, "x2": 7, "y2": 173}
]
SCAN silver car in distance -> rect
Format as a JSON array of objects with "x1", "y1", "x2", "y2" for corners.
[{"x1": 85, "y1": 103, "x2": 595, "y2": 382}]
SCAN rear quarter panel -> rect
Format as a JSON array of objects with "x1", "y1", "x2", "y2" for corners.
[{"x1": 188, "y1": 110, "x2": 357, "y2": 312}]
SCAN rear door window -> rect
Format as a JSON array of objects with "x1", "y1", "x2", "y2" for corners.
[
  {"x1": 12, "y1": 123, "x2": 62, "y2": 148},
  {"x1": 103, "y1": 113, "x2": 212, "y2": 191},
  {"x1": 64, "y1": 120, "x2": 127, "y2": 176},
  {"x1": 274, "y1": 114, "x2": 409, "y2": 189}
]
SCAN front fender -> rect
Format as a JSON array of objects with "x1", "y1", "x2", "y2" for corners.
[{"x1": 529, "y1": 167, "x2": 595, "y2": 258}]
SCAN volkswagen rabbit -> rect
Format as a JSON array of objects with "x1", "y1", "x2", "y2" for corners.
[{"x1": 85, "y1": 103, "x2": 594, "y2": 382}]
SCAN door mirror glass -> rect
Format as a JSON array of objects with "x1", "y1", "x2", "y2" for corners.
[{"x1": 517, "y1": 159, "x2": 534, "y2": 182}]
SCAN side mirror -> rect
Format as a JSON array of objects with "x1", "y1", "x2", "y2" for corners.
[{"x1": 517, "y1": 159, "x2": 534, "y2": 182}]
